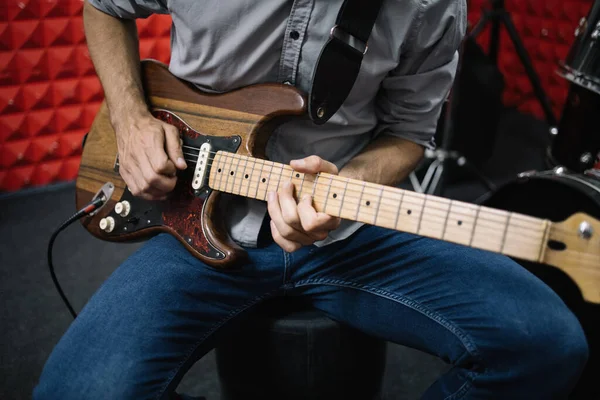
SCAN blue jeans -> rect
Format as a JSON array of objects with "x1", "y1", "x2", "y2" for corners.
[{"x1": 35, "y1": 225, "x2": 588, "y2": 399}]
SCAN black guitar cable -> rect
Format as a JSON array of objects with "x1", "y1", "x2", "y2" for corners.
[{"x1": 47, "y1": 196, "x2": 107, "y2": 319}]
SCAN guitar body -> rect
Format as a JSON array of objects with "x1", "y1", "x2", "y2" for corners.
[
  {"x1": 76, "y1": 60, "x2": 306, "y2": 268},
  {"x1": 77, "y1": 60, "x2": 600, "y2": 303}
]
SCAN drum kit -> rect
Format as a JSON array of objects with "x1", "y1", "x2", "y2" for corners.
[{"x1": 483, "y1": 3, "x2": 600, "y2": 398}]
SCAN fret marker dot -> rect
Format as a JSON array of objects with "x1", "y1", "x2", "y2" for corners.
[
  {"x1": 218, "y1": 169, "x2": 222, "y2": 173},
  {"x1": 262, "y1": 178, "x2": 266, "y2": 183},
  {"x1": 296, "y1": 173, "x2": 300, "y2": 178},
  {"x1": 245, "y1": 174, "x2": 249, "y2": 179},
  {"x1": 458, "y1": 220, "x2": 463, "y2": 226},
  {"x1": 407, "y1": 210, "x2": 412, "y2": 215},
  {"x1": 333, "y1": 193, "x2": 337, "y2": 198},
  {"x1": 230, "y1": 171, "x2": 234, "y2": 176},
  {"x1": 366, "y1": 201, "x2": 370, "y2": 206}
]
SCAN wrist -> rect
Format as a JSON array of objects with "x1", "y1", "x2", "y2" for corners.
[{"x1": 109, "y1": 100, "x2": 151, "y2": 134}]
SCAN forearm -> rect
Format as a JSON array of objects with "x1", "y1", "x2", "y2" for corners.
[
  {"x1": 83, "y1": 1, "x2": 148, "y2": 129},
  {"x1": 339, "y1": 135, "x2": 424, "y2": 186}
]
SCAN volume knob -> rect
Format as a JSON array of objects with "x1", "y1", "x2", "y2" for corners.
[
  {"x1": 114, "y1": 200, "x2": 131, "y2": 217},
  {"x1": 99, "y1": 216, "x2": 115, "y2": 233}
]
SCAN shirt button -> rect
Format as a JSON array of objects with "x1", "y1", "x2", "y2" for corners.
[{"x1": 289, "y1": 30, "x2": 300, "y2": 40}]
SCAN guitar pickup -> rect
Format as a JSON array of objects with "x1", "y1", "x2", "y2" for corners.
[{"x1": 192, "y1": 142, "x2": 212, "y2": 190}]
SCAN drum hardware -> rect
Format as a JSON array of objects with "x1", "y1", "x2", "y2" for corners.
[
  {"x1": 469, "y1": 0, "x2": 558, "y2": 127},
  {"x1": 409, "y1": 36, "x2": 497, "y2": 196},
  {"x1": 549, "y1": 1, "x2": 600, "y2": 173}
]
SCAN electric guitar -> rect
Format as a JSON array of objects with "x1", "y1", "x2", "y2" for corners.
[{"x1": 76, "y1": 60, "x2": 600, "y2": 304}]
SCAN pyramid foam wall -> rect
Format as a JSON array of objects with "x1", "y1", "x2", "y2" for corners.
[{"x1": 0, "y1": 0, "x2": 595, "y2": 191}]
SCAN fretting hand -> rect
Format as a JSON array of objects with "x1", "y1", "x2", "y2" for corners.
[{"x1": 267, "y1": 155, "x2": 342, "y2": 252}]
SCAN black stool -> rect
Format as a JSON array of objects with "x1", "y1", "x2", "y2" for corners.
[{"x1": 215, "y1": 299, "x2": 387, "y2": 400}]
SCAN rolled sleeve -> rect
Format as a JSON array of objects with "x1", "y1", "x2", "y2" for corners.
[
  {"x1": 87, "y1": 0, "x2": 168, "y2": 19},
  {"x1": 375, "y1": 0, "x2": 466, "y2": 149}
]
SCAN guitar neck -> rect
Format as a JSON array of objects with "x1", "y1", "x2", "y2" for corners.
[{"x1": 209, "y1": 151, "x2": 551, "y2": 263}]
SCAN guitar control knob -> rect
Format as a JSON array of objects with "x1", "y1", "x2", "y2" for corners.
[
  {"x1": 99, "y1": 216, "x2": 115, "y2": 233},
  {"x1": 114, "y1": 201, "x2": 131, "y2": 217}
]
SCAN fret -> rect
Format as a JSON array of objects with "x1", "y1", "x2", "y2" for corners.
[
  {"x1": 220, "y1": 152, "x2": 235, "y2": 192},
  {"x1": 286, "y1": 168, "x2": 295, "y2": 194},
  {"x1": 274, "y1": 163, "x2": 284, "y2": 193},
  {"x1": 298, "y1": 172, "x2": 306, "y2": 198},
  {"x1": 469, "y1": 206, "x2": 481, "y2": 247},
  {"x1": 311, "y1": 173, "x2": 320, "y2": 198},
  {"x1": 263, "y1": 161, "x2": 275, "y2": 200},
  {"x1": 355, "y1": 182, "x2": 366, "y2": 222},
  {"x1": 441, "y1": 200, "x2": 452, "y2": 240},
  {"x1": 214, "y1": 152, "x2": 225, "y2": 190},
  {"x1": 226, "y1": 154, "x2": 242, "y2": 194},
  {"x1": 245, "y1": 157, "x2": 257, "y2": 197},
  {"x1": 252, "y1": 158, "x2": 266, "y2": 200},
  {"x1": 393, "y1": 190, "x2": 405, "y2": 230},
  {"x1": 500, "y1": 212, "x2": 511, "y2": 253},
  {"x1": 538, "y1": 220, "x2": 550, "y2": 262},
  {"x1": 322, "y1": 174, "x2": 335, "y2": 214},
  {"x1": 416, "y1": 195, "x2": 428, "y2": 235},
  {"x1": 338, "y1": 177, "x2": 350, "y2": 218},
  {"x1": 233, "y1": 155, "x2": 248, "y2": 195},
  {"x1": 372, "y1": 186, "x2": 385, "y2": 225},
  {"x1": 471, "y1": 208, "x2": 509, "y2": 252}
]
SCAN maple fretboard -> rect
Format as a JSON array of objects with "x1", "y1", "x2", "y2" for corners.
[{"x1": 209, "y1": 151, "x2": 550, "y2": 263}]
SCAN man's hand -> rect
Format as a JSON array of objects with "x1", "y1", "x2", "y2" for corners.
[
  {"x1": 115, "y1": 112, "x2": 187, "y2": 201},
  {"x1": 267, "y1": 155, "x2": 341, "y2": 252}
]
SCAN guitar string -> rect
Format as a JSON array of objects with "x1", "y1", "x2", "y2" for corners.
[
  {"x1": 184, "y1": 161, "x2": 586, "y2": 254},
  {"x1": 180, "y1": 151, "x2": 587, "y2": 239},
  {"x1": 180, "y1": 151, "x2": 579, "y2": 237},
  {"x1": 181, "y1": 150, "x2": 543, "y2": 226},
  {"x1": 139, "y1": 152, "x2": 598, "y2": 263}
]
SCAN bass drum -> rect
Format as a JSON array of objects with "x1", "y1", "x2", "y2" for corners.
[{"x1": 482, "y1": 170, "x2": 600, "y2": 399}]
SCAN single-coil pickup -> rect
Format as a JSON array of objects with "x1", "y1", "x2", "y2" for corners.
[{"x1": 192, "y1": 142, "x2": 212, "y2": 190}]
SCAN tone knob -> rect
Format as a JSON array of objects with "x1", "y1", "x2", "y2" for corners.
[
  {"x1": 99, "y1": 216, "x2": 115, "y2": 233},
  {"x1": 114, "y1": 200, "x2": 131, "y2": 217}
]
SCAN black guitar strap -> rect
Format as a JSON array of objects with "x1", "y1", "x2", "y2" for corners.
[{"x1": 309, "y1": 0, "x2": 384, "y2": 124}]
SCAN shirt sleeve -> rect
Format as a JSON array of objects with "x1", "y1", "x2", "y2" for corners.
[
  {"x1": 87, "y1": 0, "x2": 168, "y2": 19},
  {"x1": 374, "y1": 0, "x2": 467, "y2": 149}
]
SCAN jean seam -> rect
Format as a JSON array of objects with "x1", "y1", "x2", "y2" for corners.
[
  {"x1": 443, "y1": 380, "x2": 472, "y2": 400},
  {"x1": 293, "y1": 278, "x2": 484, "y2": 364},
  {"x1": 156, "y1": 287, "x2": 281, "y2": 400}
]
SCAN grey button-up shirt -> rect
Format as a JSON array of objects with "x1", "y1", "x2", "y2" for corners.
[{"x1": 89, "y1": 0, "x2": 466, "y2": 248}]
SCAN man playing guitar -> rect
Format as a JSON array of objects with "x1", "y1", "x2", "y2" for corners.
[{"x1": 35, "y1": 0, "x2": 588, "y2": 398}]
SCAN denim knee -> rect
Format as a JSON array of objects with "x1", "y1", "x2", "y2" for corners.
[{"x1": 493, "y1": 304, "x2": 589, "y2": 395}]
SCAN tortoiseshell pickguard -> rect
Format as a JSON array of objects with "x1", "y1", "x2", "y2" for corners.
[
  {"x1": 161, "y1": 171, "x2": 215, "y2": 256},
  {"x1": 153, "y1": 109, "x2": 227, "y2": 259}
]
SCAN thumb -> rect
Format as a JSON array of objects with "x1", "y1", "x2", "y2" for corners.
[
  {"x1": 163, "y1": 123, "x2": 187, "y2": 170},
  {"x1": 290, "y1": 155, "x2": 338, "y2": 175}
]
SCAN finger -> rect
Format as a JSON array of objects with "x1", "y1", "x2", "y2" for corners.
[
  {"x1": 270, "y1": 221, "x2": 302, "y2": 253},
  {"x1": 267, "y1": 191, "x2": 314, "y2": 245},
  {"x1": 290, "y1": 155, "x2": 338, "y2": 174},
  {"x1": 138, "y1": 154, "x2": 177, "y2": 194},
  {"x1": 142, "y1": 127, "x2": 176, "y2": 177},
  {"x1": 278, "y1": 181, "x2": 302, "y2": 230},
  {"x1": 163, "y1": 123, "x2": 187, "y2": 170},
  {"x1": 297, "y1": 195, "x2": 342, "y2": 233}
]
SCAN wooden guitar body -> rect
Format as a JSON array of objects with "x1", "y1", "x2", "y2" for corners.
[
  {"x1": 76, "y1": 60, "x2": 306, "y2": 268},
  {"x1": 77, "y1": 60, "x2": 600, "y2": 303}
]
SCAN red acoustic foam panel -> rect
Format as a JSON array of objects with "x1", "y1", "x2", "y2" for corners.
[
  {"x1": 1, "y1": 1, "x2": 591, "y2": 192},
  {"x1": 467, "y1": 0, "x2": 595, "y2": 121},
  {"x1": 1, "y1": 1, "x2": 171, "y2": 192}
]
